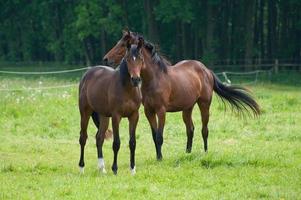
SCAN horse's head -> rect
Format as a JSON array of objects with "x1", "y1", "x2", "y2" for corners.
[
  {"x1": 103, "y1": 29, "x2": 138, "y2": 67},
  {"x1": 124, "y1": 37, "x2": 144, "y2": 87}
]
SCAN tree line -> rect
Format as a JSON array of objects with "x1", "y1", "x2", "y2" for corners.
[{"x1": 0, "y1": 0, "x2": 300, "y2": 66}]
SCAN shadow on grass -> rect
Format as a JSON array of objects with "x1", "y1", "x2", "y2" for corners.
[
  {"x1": 0, "y1": 162, "x2": 72, "y2": 175},
  {"x1": 172, "y1": 152, "x2": 279, "y2": 169}
]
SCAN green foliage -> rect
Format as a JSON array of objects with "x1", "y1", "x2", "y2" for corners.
[
  {"x1": 155, "y1": 1, "x2": 194, "y2": 23},
  {"x1": 0, "y1": 0, "x2": 300, "y2": 64}
]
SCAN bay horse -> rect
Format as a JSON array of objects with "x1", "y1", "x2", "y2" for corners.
[
  {"x1": 103, "y1": 30, "x2": 260, "y2": 161},
  {"x1": 78, "y1": 42, "x2": 143, "y2": 174}
]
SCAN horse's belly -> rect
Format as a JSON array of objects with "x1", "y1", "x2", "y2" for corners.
[
  {"x1": 90, "y1": 100, "x2": 112, "y2": 116},
  {"x1": 166, "y1": 89, "x2": 199, "y2": 112},
  {"x1": 167, "y1": 98, "x2": 197, "y2": 112}
]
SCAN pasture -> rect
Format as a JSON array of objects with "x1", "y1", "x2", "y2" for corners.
[{"x1": 0, "y1": 67, "x2": 301, "y2": 199}]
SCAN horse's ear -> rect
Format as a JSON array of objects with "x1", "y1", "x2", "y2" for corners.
[
  {"x1": 122, "y1": 28, "x2": 131, "y2": 42},
  {"x1": 122, "y1": 27, "x2": 130, "y2": 36},
  {"x1": 126, "y1": 39, "x2": 131, "y2": 50},
  {"x1": 137, "y1": 37, "x2": 144, "y2": 49}
]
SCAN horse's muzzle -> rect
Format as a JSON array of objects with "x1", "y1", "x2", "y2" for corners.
[{"x1": 131, "y1": 77, "x2": 141, "y2": 87}]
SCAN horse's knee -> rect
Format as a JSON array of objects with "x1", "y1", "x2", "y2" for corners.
[
  {"x1": 113, "y1": 139, "x2": 120, "y2": 152},
  {"x1": 156, "y1": 133, "x2": 163, "y2": 146},
  {"x1": 79, "y1": 133, "x2": 87, "y2": 145},
  {"x1": 129, "y1": 137, "x2": 136, "y2": 151},
  {"x1": 202, "y1": 126, "x2": 208, "y2": 139}
]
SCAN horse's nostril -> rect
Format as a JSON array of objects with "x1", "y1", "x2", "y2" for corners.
[{"x1": 131, "y1": 77, "x2": 141, "y2": 87}]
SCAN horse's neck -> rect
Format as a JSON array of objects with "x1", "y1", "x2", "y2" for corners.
[{"x1": 140, "y1": 49, "x2": 163, "y2": 86}]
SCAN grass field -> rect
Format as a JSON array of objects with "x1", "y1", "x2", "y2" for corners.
[{"x1": 0, "y1": 68, "x2": 301, "y2": 199}]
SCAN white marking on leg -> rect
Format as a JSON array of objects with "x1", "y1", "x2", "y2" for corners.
[
  {"x1": 98, "y1": 158, "x2": 107, "y2": 174},
  {"x1": 79, "y1": 166, "x2": 84, "y2": 174},
  {"x1": 130, "y1": 166, "x2": 136, "y2": 175}
]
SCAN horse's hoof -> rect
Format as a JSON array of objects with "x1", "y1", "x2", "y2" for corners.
[
  {"x1": 113, "y1": 170, "x2": 117, "y2": 175},
  {"x1": 130, "y1": 166, "x2": 136, "y2": 175},
  {"x1": 79, "y1": 166, "x2": 84, "y2": 174},
  {"x1": 156, "y1": 155, "x2": 163, "y2": 161},
  {"x1": 99, "y1": 167, "x2": 107, "y2": 174},
  {"x1": 98, "y1": 158, "x2": 106, "y2": 174},
  {"x1": 186, "y1": 149, "x2": 192, "y2": 153}
]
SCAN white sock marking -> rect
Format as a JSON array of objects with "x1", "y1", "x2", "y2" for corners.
[
  {"x1": 130, "y1": 166, "x2": 136, "y2": 175},
  {"x1": 98, "y1": 158, "x2": 107, "y2": 173},
  {"x1": 79, "y1": 166, "x2": 84, "y2": 174}
]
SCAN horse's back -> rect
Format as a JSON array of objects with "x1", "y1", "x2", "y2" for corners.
[
  {"x1": 80, "y1": 66, "x2": 115, "y2": 88},
  {"x1": 167, "y1": 60, "x2": 214, "y2": 105},
  {"x1": 79, "y1": 66, "x2": 116, "y2": 109}
]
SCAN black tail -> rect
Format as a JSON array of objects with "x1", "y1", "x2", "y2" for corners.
[
  {"x1": 91, "y1": 112, "x2": 100, "y2": 129},
  {"x1": 211, "y1": 72, "x2": 260, "y2": 116}
]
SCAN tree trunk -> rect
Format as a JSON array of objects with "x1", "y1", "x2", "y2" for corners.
[
  {"x1": 54, "y1": 2, "x2": 63, "y2": 61},
  {"x1": 205, "y1": 0, "x2": 216, "y2": 64},
  {"x1": 244, "y1": 0, "x2": 256, "y2": 65},
  {"x1": 267, "y1": 0, "x2": 277, "y2": 60},
  {"x1": 83, "y1": 38, "x2": 92, "y2": 66},
  {"x1": 181, "y1": 22, "x2": 187, "y2": 58},
  {"x1": 144, "y1": 0, "x2": 159, "y2": 43},
  {"x1": 219, "y1": 0, "x2": 230, "y2": 60},
  {"x1": 259, "y1": 0, "x2": 265, "y2": 61},
  {"x1": 100, "y1": 29, "x2": 106, "y2": 60},
  {"x1": 194, "y1": 25, "x2": 199, "y2": 59},
  {"x1": 175, "y1": 21, "x2": 181, "y2": 61}
]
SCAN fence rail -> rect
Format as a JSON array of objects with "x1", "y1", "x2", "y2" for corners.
[{"x1": 0, "y1": 63, "x2": 300, "y2": 92}]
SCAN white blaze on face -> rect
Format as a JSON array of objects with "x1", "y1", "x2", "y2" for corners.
[{"x1": 133, "y1": 56, "x2": 136, "y2": 61}]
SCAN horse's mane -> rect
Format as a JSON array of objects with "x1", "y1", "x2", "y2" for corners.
[
  {"x1": 119, "y1": 58, "x2": 129, "y2": 86},
  {"x1": 133, "y1": 33, "x2": 171, "y2": 73}
]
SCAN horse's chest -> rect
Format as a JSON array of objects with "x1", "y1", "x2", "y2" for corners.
[
  {"x1": 143, "y1": 93, "x2": 166, "y2": 109},
  {"x1": 118, "y1": 99, "x2": 140, "y2": 116},
  {"x1": 112, "y1": 91, "x2": 140, "y2": 116}
]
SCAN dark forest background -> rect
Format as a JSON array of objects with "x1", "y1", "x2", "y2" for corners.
[{"x1": 0, "y1": 0, "x2": 300, "y2": 66}]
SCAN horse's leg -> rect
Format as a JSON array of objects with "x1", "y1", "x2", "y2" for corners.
[
  {"x1": 182, "y1": 107, "x2": 195, "y2": 153},
  {"x1": 78, "y1": 107, "x2": 92, "y2": 173},
  {"x1": 111, "y1": 114, "x2": 121, "y2": 175},
  {"x1": 156, "y1": 107, "x2": 166, "y2": 160},
  {"x1": 144, "y1": 107, "x2": 159, "y2": 158},
  {"x1": 95, "y1": 115, "x2": 109, "y2": 173},
  {"x1": 197, "y1": 99, "x2": 211, "y2": 152},
  {"x1": 128, "y1": 111, "x2": 139, "y2": 175}
]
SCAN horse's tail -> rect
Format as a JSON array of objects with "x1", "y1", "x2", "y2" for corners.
[
  {"x1": 91, "y1": 112, "x2": 100, "y2": 128},
  {"x1": 211, "y1": 71, "x2": 260, "y2": 116},
  {"x1": 91, "y1": 112, "x2": 113, "y2": 140}
]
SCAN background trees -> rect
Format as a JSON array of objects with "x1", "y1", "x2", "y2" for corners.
[{"x1": 0, "y1": 0, "x2": 300, "y2": 66}]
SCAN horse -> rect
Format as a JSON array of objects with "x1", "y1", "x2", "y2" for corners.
[
  {"x1": 78, "y1": 41, "x2": 143, "y2": 175},
  {"x1": 103, "y1": 30, "x2": 261, "y2": 161}
]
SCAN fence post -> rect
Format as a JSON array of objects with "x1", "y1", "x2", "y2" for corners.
[{"x1": 274, "y1": 59, "x2": 279, "y2": 74}]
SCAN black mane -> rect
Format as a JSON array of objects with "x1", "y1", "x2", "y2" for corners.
[
  {"x1": 144, "y1": 41, "x2": 171, "y2": 73},
  {"x1": 133, "y1": 33, "x2": 171, "y2": 73},
  {"x1": 119, "y1": 58, "x2": 129, "y2": 86}
]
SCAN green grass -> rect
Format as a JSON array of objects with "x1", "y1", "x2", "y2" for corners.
[{"x1": 0, "y1": 70, "x2": 301, "y2": 199}]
